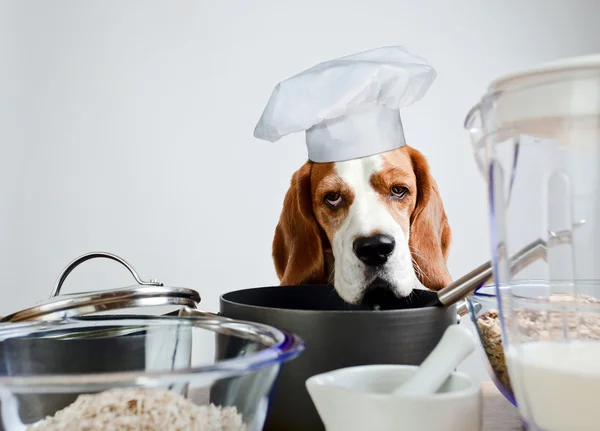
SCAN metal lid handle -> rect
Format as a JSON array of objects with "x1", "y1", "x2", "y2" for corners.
[{"x1": 50, "y1": 252, "x2": 163, "y2": 298}]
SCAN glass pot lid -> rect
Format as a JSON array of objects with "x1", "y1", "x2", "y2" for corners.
[{"x1": 1, "y1": 252, "x2": 201, "y2": 323}]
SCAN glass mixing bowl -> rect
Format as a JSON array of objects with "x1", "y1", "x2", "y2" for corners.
[
  {"x1": 0, "y1": 314, "x2": 304, "y2": 431},
  {"x1": 466, "y1": 285, "x2": 516, "y2": 407}
]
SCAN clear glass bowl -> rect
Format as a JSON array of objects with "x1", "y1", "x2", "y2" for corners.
[
  {"x1": 466, "y1": 286, "x2": 516, "y2": 407},
  {"x1": 0, "y1": 314, "x2": 304, "y2": 430}
]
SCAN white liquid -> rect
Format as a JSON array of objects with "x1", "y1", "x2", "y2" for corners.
[{"x1": 506, "y1": 341, "x2": 600, "y2": 431}]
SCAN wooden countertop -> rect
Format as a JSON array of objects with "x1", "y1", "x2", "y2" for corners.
[{"x1": 482, "y1": 381, "x2": 523, "y2": 431}]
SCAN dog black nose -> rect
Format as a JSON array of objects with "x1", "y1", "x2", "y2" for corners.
[{"x1": 353, "y1": 234, "x2": 395, "y2": 266}]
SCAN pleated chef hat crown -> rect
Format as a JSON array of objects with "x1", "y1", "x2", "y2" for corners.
[{"x1": 253, "y1": 46, "x2": 437, "y2": 163}]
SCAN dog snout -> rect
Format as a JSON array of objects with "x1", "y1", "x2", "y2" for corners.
[{"x1": 352, "y1": 234, "x2": 395, "y2": 266}]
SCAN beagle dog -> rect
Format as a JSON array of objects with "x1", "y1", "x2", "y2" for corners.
[{"x1": 272, "y1": 145, "x2": 452, "y2": 304}]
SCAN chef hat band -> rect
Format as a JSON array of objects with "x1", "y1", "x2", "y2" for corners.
[{"x1": 306, "y1": 105, "x2": 405, "y2": 163}]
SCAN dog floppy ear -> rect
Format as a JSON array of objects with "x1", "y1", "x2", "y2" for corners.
[
  {"x1": 408, "y1": 147, "x2": 452, "y2": 291},
  {"x1": 272, "y1": 161, "x2": 326, "y2": 285}
]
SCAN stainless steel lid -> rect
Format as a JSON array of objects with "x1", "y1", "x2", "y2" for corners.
[{"x1": 1, "y1": 252, "x2": 201, "y2": 323}]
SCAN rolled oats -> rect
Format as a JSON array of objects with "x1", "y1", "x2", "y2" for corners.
[
  {"x1": 475, "y1": 293, "x2": 600, "y2": 396},
  {"x1": 27, "y1": 387, "x2": 247, "y2": 431}
]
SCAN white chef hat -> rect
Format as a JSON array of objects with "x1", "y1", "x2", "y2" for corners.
[{"x1": 253, "y1": 46, "x2": 437, "y2": 163}]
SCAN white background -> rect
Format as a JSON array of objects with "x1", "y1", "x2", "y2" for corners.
[{"x1": 1, "y1": 0, "x2": 599, "y2": 381}]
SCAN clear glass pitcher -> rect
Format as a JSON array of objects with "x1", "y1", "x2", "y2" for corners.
[
  {"x1": 466, "y1": 56, "x2": 600, "y2": 290},
  {"x1": 465, "y1": 56, "x2": 600, "y2": 431}
]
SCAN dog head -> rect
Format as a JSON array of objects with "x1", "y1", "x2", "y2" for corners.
[{"x1": 272, "y1": 146, "x2": 452, "y2": 304}]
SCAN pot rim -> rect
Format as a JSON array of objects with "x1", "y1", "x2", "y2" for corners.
[
  {"x1": 221, "y1": 286, "x2": 456, "y2": 315},
  {"x1": 470, "y1": 279, "x2": 600, "y2": 297}
]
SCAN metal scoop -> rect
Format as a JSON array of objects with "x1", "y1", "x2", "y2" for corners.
[{"x1": 429, "y1": 221, "x2": 585, "y2": 309}]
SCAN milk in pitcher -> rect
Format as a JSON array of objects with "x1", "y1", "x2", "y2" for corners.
[{"x1": 507, "y1": 341, "x2": 600, "y2": 431}]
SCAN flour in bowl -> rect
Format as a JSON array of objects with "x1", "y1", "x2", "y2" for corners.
[{"x1": 27, "y1": 388, "x2": 246, "y2": 431}]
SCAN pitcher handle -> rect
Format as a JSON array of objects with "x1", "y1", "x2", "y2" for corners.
[{"x1": 464, "y1": 102, "x2": 488, "y2": 177}]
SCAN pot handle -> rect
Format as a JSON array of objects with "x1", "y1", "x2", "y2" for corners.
[
  {"x1": 457, "y1": 301, "x2": 468, "y2": 318},
  {"x1": 457, "y1": 300, "x2": 481, "y2": 318},
  {"x1": 178, "y1": 306, "x2": 234, "y2": 323},
  {"x1": 455, "y1": 300, "x2": 482, "y2": 326},
  {"x1": 50, "y1": 251, "x2": 163, "y2": 298}
]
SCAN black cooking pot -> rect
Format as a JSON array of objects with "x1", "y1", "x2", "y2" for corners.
[{"x1": 211, "y1": 284, "x2": 459, "y2": 431}]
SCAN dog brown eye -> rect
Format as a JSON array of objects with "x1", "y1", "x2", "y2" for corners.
[
  {"x1": 391, "y1": 186, "x2": 408, "y2": 199},
  {"x1": 324, "y1": 193, "x2": 343, "y2": 208}
]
